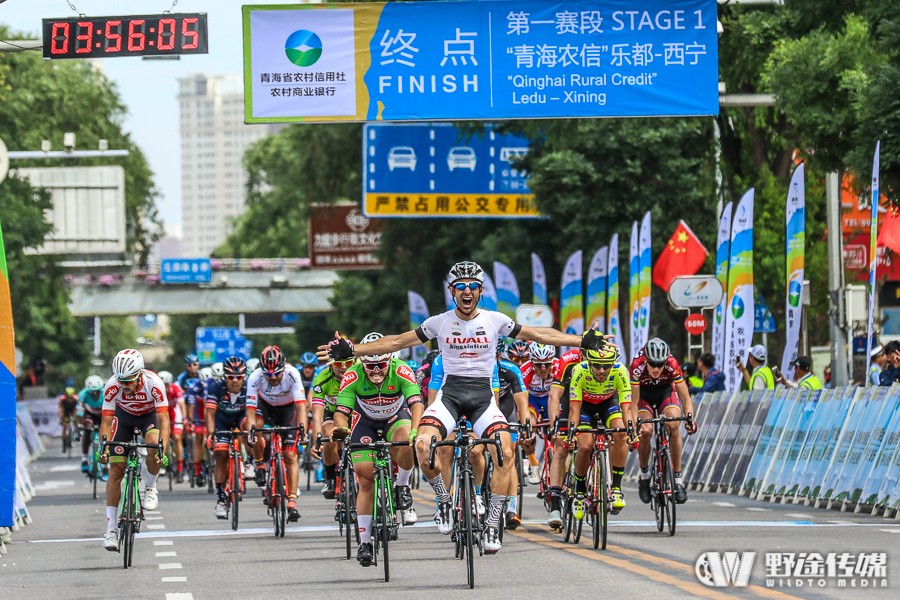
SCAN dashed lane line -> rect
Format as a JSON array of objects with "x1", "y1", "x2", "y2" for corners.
[
  {"x1": 161, "y1": 577, "x2": 188, "y2": 583},
  {"x1": 155, "y1": 551, "x2": 177, "y2": 557},
  {"x1": 158, "y1": 562, "x2": 183, "y2": 570}
]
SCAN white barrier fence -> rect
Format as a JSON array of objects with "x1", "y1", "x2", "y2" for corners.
[{"x1": 1, "y1": 404, "x2": 44, "y2": 555}]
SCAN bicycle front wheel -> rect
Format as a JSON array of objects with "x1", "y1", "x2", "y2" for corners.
[
  {"x1": 343, "y1": 460, "x2": 357, "y2": 559},
  {"x1": 653, "y1": 459, "x2": 665, "y2": 533},
  {"x1": 120, "y1": 477, "x2": 133, "y2": 569},
  {"x1": 595, "y1": 453, "x2": 609, "y2": 550},
  {"x1": 274, "y1": 454, "x2": 286, "y2": 537},
  {"x1": 231, "y1": 454, "x2": 242, "y2": 531},
  {"x1": 663, "y1": 450, "x2": 677, "y2": 536},
  {"x1": 462, "y1": 474, "x2": 476, "y2": 589},
  {"x1": 379, "y1": 477, "x2": 392, "y2": 582}
]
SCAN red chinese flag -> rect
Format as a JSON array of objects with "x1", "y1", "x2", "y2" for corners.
[
  {"x1": 878, "y1": 205, "x2": 900, "y2": 256},
  {"x1": 652, "y1": 220, "x2": 709, "y2": 292}
]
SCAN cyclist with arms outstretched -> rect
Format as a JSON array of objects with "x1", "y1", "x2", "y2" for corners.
[
  {"x1": 332, "y1": 333, "x2": 423, "y2": 566},
  {"x1": 630, "y1": 338, "x2": 697, "y2": 505},
  {"x1": 319, "y1": 261, "x2": 606, "y2": 554}
]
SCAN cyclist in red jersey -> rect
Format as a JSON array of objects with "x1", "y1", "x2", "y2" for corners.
[
  {"x1": 159, "y1": 371, "x2": 188, "y2": 483},
  {"x1": 545, "y1": 347, "x2": 581, "y2": 527},
  {"x1": 629, "y1": 338, "x2": 696, "y2": 505}
]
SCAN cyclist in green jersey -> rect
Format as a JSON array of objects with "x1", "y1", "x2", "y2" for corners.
[
  {"x1": 310, "y1": 357, "x2": 356, "y2": 499},
  {"x1": 332, "y1": 333, "x2": 424, "y2": 567},
  {"x1": 567, "y1": 345, "x2": 633, "y2": 517}
]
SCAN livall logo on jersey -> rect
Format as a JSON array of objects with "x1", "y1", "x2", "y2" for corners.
[
  {"x1": 788, "y1": 279, "x2": 802, "y2": 308},
  {"x1": 285, "y1": 30, "x2": 322, "y2": 67},
  {"x1": 731, "y1": 296, "x2": 745, "y2": 319}
]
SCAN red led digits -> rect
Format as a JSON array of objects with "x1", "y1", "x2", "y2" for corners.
[
  {"x1": 157, "y1": 18, "x2": 176, "y2": 50},
  {"x1": 127, "y1": 19, "x2": 146, "y2": 52},
  {"x1": 75, "y1": 21, "x2": 92, "y2": 54},
  {"x1": 50, "y1": 22, "x2": 70, "y2": 54},
  {"x1": 104, "y1": 21, "x2": 122, "y2": 53},
  {"x1": 181, "y1": 17, "x2": 199, "y2": 50}
]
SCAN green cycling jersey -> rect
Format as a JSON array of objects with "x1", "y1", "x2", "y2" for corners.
[
  {"x1": 311, "y1": 366, "x2": 343, "y2": 414},
  {"x1": 569, "y1": 362, "x2": 632, "y2": 406},
  {"x1": 336, "y1": 358, "x2": 422, "y2": 421}
]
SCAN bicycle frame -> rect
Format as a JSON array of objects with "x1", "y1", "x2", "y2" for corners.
[
  {"x1": 214, "y1": 429, "x2": 247, "y2": 531},
  {"x1": 639, "y1": 413, "x2": 691, "y2": 536},
  {"x1": 573, "y1": 422, "x2": 631, "y2": 550},
  {"x1": 250, "y1": 425, "x2": 304, "y2": 538}
]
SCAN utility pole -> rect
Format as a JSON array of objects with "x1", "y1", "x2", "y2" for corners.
[{"x1": 826, "y1": 172, "x2": 849, "y2": 386}]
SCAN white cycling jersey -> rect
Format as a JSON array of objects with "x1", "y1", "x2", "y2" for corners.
[
  {"x1": 416, "y1": 309, "x2": 520, "y2": 380},
  {"x1": 246, "y1": 363, "x2": 305, "y2": 409},
  {"x1": 101, "y1": 371, "x2": 168, "y2": 417}
]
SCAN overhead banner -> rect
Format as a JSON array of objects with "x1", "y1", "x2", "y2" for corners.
[
  {"x1": 867, "y1": 142, "x2": 881, "y2": 382},
  {"x1": 363, "y1": 123, "x2": 536, "y2": 218},
  {"x1": 408, "y1": 290, "x2": 430, "y2": 362},
  {"x1": 493, "y1": 261, "x2": 521, "y2": 319},
  {"x1": 781, "y1": 164, "x2": 805, "y2": 380},
  {"x1": 0, "y1": 219, "x2": 16, "y2": 526},
  {"x1": 725, "y1": 189, "x2": 755, "y2": 390},
  {"x1": 629, "y1": 221, "x2": 640, "y2": 360},
  {"x1": 531, "y1": 252, "x2": 548, "y2": 305},
  {"x1": 638, "y1": 211, "x2": 652, "y2": 350},
  {"x1": 608, "y1": 234, "x2": 627, "y2": 358},
  {"x1": 712, "y1": 201, "x2": 732, "y2": 369},
  {"x1": 586, "y1": 246, "x2": 608, "y2": 332},
  {"x1": 243, "y1": 0, "x2": 720, "y2": 123},
  {"x1": 560, "y1": 250, "x2": 584, "y2": 339}
]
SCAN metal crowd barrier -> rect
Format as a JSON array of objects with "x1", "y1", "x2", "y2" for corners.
[{"x1": 1, "y1": 405, "x2": 43, "y2": 554}]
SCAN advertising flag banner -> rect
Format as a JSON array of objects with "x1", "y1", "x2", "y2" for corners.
[
  {"x1": 493, "y1": 261, "x2": 520, "y2": 319},
  {"x1": 652, "y1": 220, "x2": 709, "y2": 291},
  {"x1": 867, "y1": 142, "x2": 881, "y2": 381},
  {"x1": 0, "y1": 219, "x2": 17, "y2": 526},
  {"x1": 638, "y1": 211, "x2": 652, "y2": 350},
  {"x1": 586, "y1": 246, "x2": 608, "y2": 332},
  {"x1": 482, "y1": 273, "x2": 499, "y2": 311},
  {"x1": 608, "y1": 234, "x2": 627, "y2": 358},
  {"x1": 712, "y1": 202, "x2": 732, "y2": 369},
  {"x1": 243, "y1": 0, "x2": 720, "y2": 123},
  {"x1": 407, "y1": 290, "x2": 430, "y2": 362},
  {"x1": 531, "y1": 252, "x2": 547, "y2": 305},
  {"x1": 781, "y1": 164, "x2": 805, "y2": 380},
  {"x1": 443, "y1": 278, "x2": 454, "y2": 311},
  {"x1": 724, "y1": 189, "x2": 754, "y2": 390},
  {"x1": 629, "y1": 222, "x2": 640, "y2": 360},
  {"x1": 560, "y1": 250, "x2": 584, "y2": 340}
]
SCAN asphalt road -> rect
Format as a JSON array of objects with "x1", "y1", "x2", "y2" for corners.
[{"x1": 4, "y1": 442, "x2": 900, "y2": 600}]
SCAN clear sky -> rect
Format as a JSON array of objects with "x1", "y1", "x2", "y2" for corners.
[{"x1": 2, "y1": 0, "x2": 304, "y2": 237}]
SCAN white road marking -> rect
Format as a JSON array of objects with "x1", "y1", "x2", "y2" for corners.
[
  {"x1": 153, "y1": 540, "x2": 174, "y2": 546},
  {"x1": 145, "y1": 516, "x2": 164, "y2": 520},
  {"x1": 713, "y1": 501, "x2": 736, "y2": 507},
  {"x1": 745, "y1": 507, "x2": 771, "y2": 512},
  {"x1": 165, "y1": 594, "x2": 193, "y2": 600},
  {"x1": 32, "y1": 480, "x2": 76, "y2": 491},
  {"x1": 786, "y1": 513, "x2": 815, "y2": 520},
  {"x1": 155, "y1": 551, "x2": 177, "y2": 557},
  {"x1": 145, "y1": 510, "x2": 161, "y2": 515},
  {"x1": 158, "y1": 562, "x2": 182, "y2": 570},
  {"x1": 161, "y1": 577, "x2": 187, "y2": 583},
  {"x1": 880, "y1": 529, "x2": 900, "y2": 533},
  {"x1": 147, "y1": 524, "x2": 166, "y2": 530},
  {"x1": 49, "y1": 465, "x2": 82, "y2": 472}
]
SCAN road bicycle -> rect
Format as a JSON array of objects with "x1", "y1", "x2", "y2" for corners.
[
  {"x1": 507, "y1": 420, "x2": 531, "y2": 522},
  {"x1": 316, "y1": 434, "x2": 359, "y2": 560},
  {"x1": 101, "y1": 429, "x2": 162, "y2": 569},
  {"x1": 534, "y1": 418, "x2": 559, "y2": 514},
  {"x1": 347, "y1": 439, "x2": 408, "y2": 582},
  {"x1": 300, "y1": 440, "x2": 316, "y2": 492},
  {"x1": 429, "y1": 418, "x2": 503, "y2": 589},
  {"x1": 84, "y1": 422, "x2": 106, "y2": 499},
  {"x1": 214, "y1": 429, "x2": 248, "y2": 531},
  {"x1": 639, "y1": 413, "x2": 693, "y2": 536},
  {"x1": 249, "y1": 424, "x2": 304, "y2": 537},
  {"x1": 569, "y1": 420, "x2": 633, "y2": 550}
]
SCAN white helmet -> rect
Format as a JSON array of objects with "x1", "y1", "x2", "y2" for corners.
[
  {"x1": 112, "y1": 349, "x2": 144, "y2": 380},
  {"x1": 529, "y1": 342, "x2": 556, "y2": 363},
  {"x1": 158, "y1": 371, "x2": 174, "y2": 385},
  {"x1": 447, "y1": 261, "x2": 485, "y2": 284},
  {"x1": 85, "y1": 375, "x2": 105, "y2": 391},
  {"x1": 360, "y1": 332, "x2": 391, "y2": 363},
  {"x1": 246, "y1": 358, "x2": 260, "y2": 372},
  {"x1": 200, "y1": 366, "x2": 213, "y2": 381},
  {"x1": 211, "y1": 362, "x2": 224, "y2": 379}
]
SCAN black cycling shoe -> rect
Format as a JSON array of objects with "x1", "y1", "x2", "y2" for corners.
[
  {"x1": 357, "y1": 542, "x2": 374, "y2": 567},
  {"x1": 196, "y1": 473, "x2": 207, "y2": 488},
  {"x1": 254, "y1": 467, "x2": 267, "y2": 487},
  {"x1": 674, "y1": 483, "x2": 688, "y2": 504},
  {"x1": 321, "y1": 479, "x2": 336, "y2": 500},
  {"x1": 395, "y1": 485, "x2": 413, "y2": 511},
  {"x1": 287, "y1": 502, "x2": 300, "y2": 522},
  {"x1": 638, "y1": 477, "x2": 652, "y2": 504}
]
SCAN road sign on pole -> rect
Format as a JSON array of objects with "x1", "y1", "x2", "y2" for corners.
[
  {"x1": 195, "y1": 327, "x2": 253, "y2": 364},
  {"x1": 161, "y1": 258, "x2": 212, "y2": 284}
]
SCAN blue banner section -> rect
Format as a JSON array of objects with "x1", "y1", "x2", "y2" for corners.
[
  {"x1": 364, "y1": 123, "x2": 530, "y2": 195},
  {"x1": 161, "y1": 258, "x2": 212, "y2": 284},
  {"x1": 364, "y1": 0, "x2": 719, "y2": 120},
  {"x1": 0, "y1": 363, "x2": 14, "y2": 526},
  {"x1": 195, "y1": 327, "x2": 254, "y2": 364}
]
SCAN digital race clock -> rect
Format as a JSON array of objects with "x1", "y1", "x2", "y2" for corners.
[{"x1": 42, "y1": 13, "x2": 208, "y2": 59}]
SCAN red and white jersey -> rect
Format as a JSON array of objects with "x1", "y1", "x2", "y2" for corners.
[
  {"x1": 520, "y1": 358, "x2": 559, "y2": 398},
  {"x1": 416, "y1": 309, "x2": 520, "y2": 380},
  {"x1": 101, "y1": 371, "x2": 168, "y2": 417},
  {"x1": 629, "y1": 354, "x2": 684, "y2": 388},
  {"x1": 552, "y1": 349, "x2": 582, "y2": 387},
  {"x1": 246, "y1": 363, "x2": 305, "y2": 409},
  {"x1": 165, "y1": 383, "x2": 184, "y2": 406}
]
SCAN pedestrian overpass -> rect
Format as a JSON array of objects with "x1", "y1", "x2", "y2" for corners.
[{"x1": 68, "y1": 268, "x2": 339, "y2": 316}]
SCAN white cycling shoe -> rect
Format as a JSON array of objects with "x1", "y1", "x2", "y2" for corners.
[
  {"x1": 143, "y1": 486, "x2": 159, "y2": 511},
  {"x1": 103, "y1": 529, "x2": 119, "y2": 551}
]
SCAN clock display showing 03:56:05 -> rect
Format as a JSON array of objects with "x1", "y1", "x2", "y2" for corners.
[{"x1": 42, "y1": 13, "x2": 209, "y2": 59}]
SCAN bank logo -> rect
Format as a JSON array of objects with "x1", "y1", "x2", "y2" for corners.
[
  {"x1": 731, "y1": 295, "x2": 745, "y2": 319},
  {"x1": 788, "y1": 279, "x2": 802, "y2": 308},
  {"x1": 285, "y1": 30, "x2": 323, "y2": 67},
  {"x1": 696, "y1": 552, "x2": 756, "y2": 587}
]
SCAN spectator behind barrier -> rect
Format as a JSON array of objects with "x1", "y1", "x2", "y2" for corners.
[
  {"x1": 776, "y1": 356, "x2": 823, "y2": 390},
  {"x1": 878, "y1": 341, "x2": 900, "y2": 386},
  {"x1": 736, "y1": 344, "x2": 775, "y2": 390},
  {"x1": 689, "y1": 352, "x2": 726, "y2": 395},
  {"x1": 869, "y1": 345, "x2": 887, "y2": 386}
]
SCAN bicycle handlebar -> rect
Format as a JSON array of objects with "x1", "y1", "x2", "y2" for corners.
[
  {"x1": 248, "y1": 424, "x2": 305, "y2": 445},
  {"x1": 428, "y1": 433, "x2": 504, "y2": 470},
  {"x1": 347, "y1": 440, "x2": 410, "y2": 451},
  {"x1": 638, "y1": 412, "x2": 693, "y2": 428},
  {"x1": 212, "y1": 430, "x2": 248, "y2": 437},
  {"x1": 100, "y1": 435, "x2": 163, "y2": 456}
]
